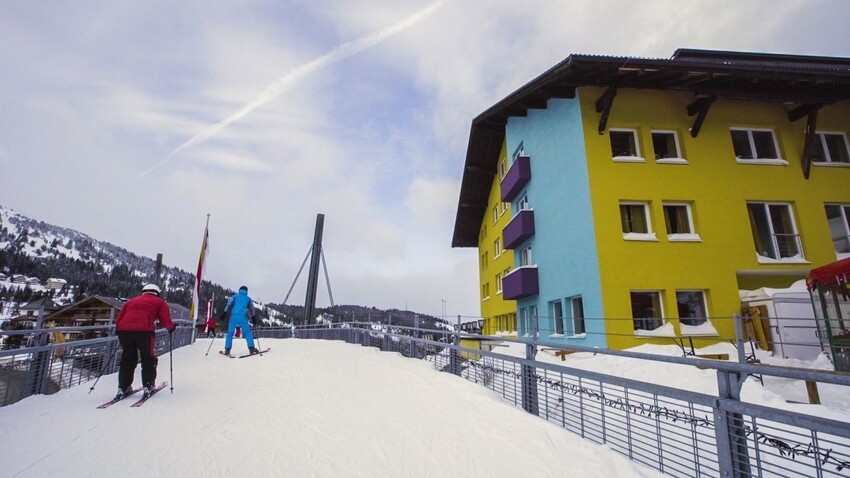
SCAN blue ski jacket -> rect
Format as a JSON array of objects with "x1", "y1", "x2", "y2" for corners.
[{"x1": 225, "y1": 289, "x2": 255, "y2": 320}]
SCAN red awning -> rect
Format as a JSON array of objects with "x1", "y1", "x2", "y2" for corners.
[{"x1": 806, "y1": 257, "x2": 850, "y2": 289}]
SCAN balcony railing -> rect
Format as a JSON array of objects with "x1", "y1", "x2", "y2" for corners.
[
  {"x1": 502, "y1": 266, "x2": 539, "y2": 300},
  {"x1": 500, "y1": 155, "x2": 531, "y2": 202},
  {"x1": 773, "y1": 233, "x2": 803, "y2": 258},
  {"x1": 503, "y1": 209, "x2": 535, "y2": 250}
]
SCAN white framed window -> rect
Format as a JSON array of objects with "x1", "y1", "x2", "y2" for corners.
[
  {"x1": 630, "y1": 291, "x2": 664, "y2": 331},
  {"x1": 518, "y1": 195, "x2": 530, "y2": 211},
  {"x1": 571, "y1": 296, "x2": 586, "y2": 335},
  {"x1": 746, "y1": 202, "x2": 804, "y2": 261},
  {"x1": 813, "y1": 132, "x2": 850, "y2": 165},
  {"x1": 501, "y1": 201, "x2": 508, "y2": 214},
  {"x1": 825, "y1": 204, "x2": 850, "y2": 259},
  {"x1": 620, "y1": 201, "x2": 657, "y2": 241},
  {"x1": 482, "y1": 282, "x2": 490, "y2": 300},
  {"x1": 730, "y1": 128, "x2": 786, "y2": 165},
  {"x1": 651, "y1": 130, "x2": 686, "y2": 163},
  {"x1": 551, "y1": 300, "x2": 565, "y2": 335},
  {"x1": 663, "y1": 202, "x2": 700, "y2": 241},
  {"x1": 496, "y1": 274, "x2": 503, "y2": 294},
  {"x1": 676, "y1": 290, "x2": 708, "y2": 326},
  {"x1": 493, "y1": 205, "x2": 499, "y2": 225},
  {"x1": 610, "y1": 128, "x2": 644, "y2": 162},
  {"x1": 499, "y1": 158, "x2": 508, "y2": 178},
  {"x1": 503, "y1": 267, "x2": 511, "y2": 278},
  {"x1": 494, "y1": 238, "x2": 501, "y2": 257},
  {"x1": 519, "y1": 246, "x2": 532, "y2": 266},
  {"x1": 481, "y1": 251, "x2": 488, "y2": 269}
]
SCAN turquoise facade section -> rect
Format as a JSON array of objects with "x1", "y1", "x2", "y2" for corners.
[{"x1": 504, "y1": 97, "x2": 606, "y2": 348}]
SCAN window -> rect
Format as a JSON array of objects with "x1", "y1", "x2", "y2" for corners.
[
  {"x1": 631, "y1": 291, "x2": 663, "y2": 331},
  {"x1": 496, "y1": 274, "x2": 503, "y2": 293},
  {"x1": 610, "y1": 129, "x2": 642, "y2": 161},
  {"x1": 663, "y1": 202, "x2": 699, "y2": 240},
  {"x1": 530, "y1": 306, "x2": 538, "y2": 335},
  {"x1": 504, "y1": 267, "x2": 511, "y2": 278},
  {"x1": 520, "y1": 247, "x2": 532, "y2": 266},
  {"x1": 677, "y1": 290, "x2": 707, "y2": 326},
  {"x1": 482, "y1": 282, "x2": 490, "y2": 299},
  {"x1": 499, "y1": 158, "x2": 508, "y2": 178},
  {"x1": 494, "y1": 238, "x2": 501, "y2": 257},
  {"x1": 813, "y1": 132, "x2": 850, "y2": 164},
  {"x1": 747, "y1": 202, "x2": 803, "y2": 260},
  {"x1": 501, "y1": 201, "x2": 508, "y2": 214},
  {"x1": 651, "y1": 130, "x2": 684, "y2": 161},
  {"x1": 825, "y1": 204, "x2": 850, "y2": 257},
  {"x1": 620, "y1": 202, "x2": 655, "y2": 239},
  {"x1": 571, "y1": 296, "x2": 586, "y2": 335},
  {"x1": 730, "y1": 128, "x2": 782, "y2": 162},
  {"x1": 493, "y1": 205, "x2": 499, "y2": 224},
  {"x1": 551, "y1": 300, "x2": 565, "y2": 335},
  {"x1": 481, "y1": 252, "x2": 488, "y2": 269},
  {"x1": 518, "y1": 195, "x2": 529, "y2": 211}
]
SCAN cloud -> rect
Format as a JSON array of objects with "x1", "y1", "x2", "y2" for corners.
[{"x1": 144, "y1": 0, "x2": 450, "y2": 177}]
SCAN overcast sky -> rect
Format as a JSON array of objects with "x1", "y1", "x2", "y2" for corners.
[{"x1": 1, "y1": 0, "x2": 848, "y2": 317}]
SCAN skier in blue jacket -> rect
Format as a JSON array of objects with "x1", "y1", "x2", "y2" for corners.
[{"x1": 222, "y1": 286, "x2": 260, "y2": 356}]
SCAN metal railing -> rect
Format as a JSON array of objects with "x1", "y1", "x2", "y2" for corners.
[
  {"x1": 0, "y1": 320, "x2": 194, "y2": 407},
  {"x1": 272, "y1": 321, "x2": 850, "y2": 478},
  {"x1": 772, "y1": 233, "x2": 803, "y2": 259}
]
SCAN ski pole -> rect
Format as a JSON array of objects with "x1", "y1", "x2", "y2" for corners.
[
  {"x1": 205, "y1": 328, "x2": 216, "y2": 356},
  {"x1": 254, "y1": 323, "x2": 262, "y2": 352},
  {"x1": 89, "y1": 339, "x2": 121, "y2": 394},
  {"x1": 169, "y1": 330, "x2": 174, "y2": 394}
]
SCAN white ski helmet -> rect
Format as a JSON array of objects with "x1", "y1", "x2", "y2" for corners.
[{"x1": 142, "y1": 283, "x2": 161, "y2": 295}]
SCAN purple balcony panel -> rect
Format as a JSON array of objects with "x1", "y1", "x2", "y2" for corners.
[
  {"x1": 503, "y1": 209, "x2": 535, "y2": 250},
  {"x1": 503, "y1": 266, "x2": 539, "y2": 300},
  {"x1": 500, "y1": 155, "x2": 531, "y2": 202}
]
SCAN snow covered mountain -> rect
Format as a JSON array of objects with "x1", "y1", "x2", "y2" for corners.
[{"x1": 0, "y1": 205, "x2": 444, "y2": 327}]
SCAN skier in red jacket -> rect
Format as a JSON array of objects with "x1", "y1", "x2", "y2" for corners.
[{"x1": 113, "y1": 284, "x2": 175, "y2": 400}]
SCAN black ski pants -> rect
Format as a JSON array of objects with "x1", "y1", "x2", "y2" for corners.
[{"x1": 117, "y1": 331, "x2": 158, "y2": 390}]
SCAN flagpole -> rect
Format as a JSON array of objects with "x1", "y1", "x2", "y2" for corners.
[{"x1": 190, "y1": 214, "x2": 210, "y2": 344}]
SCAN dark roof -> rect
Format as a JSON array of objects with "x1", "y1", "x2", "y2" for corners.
[
  {"x1": 452, "y1": 49, "x2": 850, "y2": 247},
  {"x1": 21, "y1": 297, "x2": 62, "y2": 311}
]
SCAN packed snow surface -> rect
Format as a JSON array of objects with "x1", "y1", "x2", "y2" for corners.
[{"x1": 1, "y1": 339, "x2": 662, "y2": 478}]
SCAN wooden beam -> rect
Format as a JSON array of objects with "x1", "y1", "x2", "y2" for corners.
[
  {"x1": 787, "y1": 103, "x2": 823, "y2": 122},
  {"x1": 595, "y1": 87, "x2": 617, "y2": 135},
  {"x1": 538, "y1": 84, "x2": 576, "y2": 99},
  {"x1": 518, "y1": 97, "x2": 549, "y2": 110},
  {"x1": 687, "y1": 95, "x2": 715, "y2": 138},
  {"x1": 801, "y1": 109, "x2": 819, "y2": 180}
]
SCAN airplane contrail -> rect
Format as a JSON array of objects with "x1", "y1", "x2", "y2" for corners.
[{"x1": 141, "y1": 0, "x2": 447, "y2": 177}]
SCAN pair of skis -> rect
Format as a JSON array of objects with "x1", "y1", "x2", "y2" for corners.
[
  {"x1": 219, "y1": 348, "x2": 270, "y2": 359},
  {"x1": 97, "y1": 381, "x2": 168, "y2": 409}
]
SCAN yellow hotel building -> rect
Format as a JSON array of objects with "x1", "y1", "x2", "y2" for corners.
[{"x1": 453, "y1": 49, "x2": 850, "y2": 350}]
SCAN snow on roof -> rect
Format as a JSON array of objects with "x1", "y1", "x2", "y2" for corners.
[{"x1": 740, "y1": 279, "x2": 810, "y2": 301}]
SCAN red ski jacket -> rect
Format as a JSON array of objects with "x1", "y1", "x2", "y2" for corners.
[{"x1": 115, "y1": 293, "x2": 175, "y2": 332}]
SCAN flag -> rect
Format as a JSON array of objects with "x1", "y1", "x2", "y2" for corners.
[
  {"x1": 190, "y1": 217, "x2": 210, "y2": 324},
  {"x1": 204, "y1": 299, "x2": 212, "y2": 333}
]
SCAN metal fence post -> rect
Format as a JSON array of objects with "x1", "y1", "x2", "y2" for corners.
[
  {"x1": 413, "y1": 315, "x2": 421, "y2": 359},
  {"x1": 733, "y1": 314, "x2": 747, "y2": 365},
  {"x1": 25, "y1": 306, "x2": 51, "y2": 397},
  {"x1": 450, "y1": 315, "x2": 462, "y2": 376},
  {"x1": 521, "y1": 310, "x2": 539, "y2": 416},
  {"x1": 714, "y1": 370, "x2": 752, "y2": 478}
]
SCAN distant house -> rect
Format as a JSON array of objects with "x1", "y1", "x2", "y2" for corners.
[
  {"x1": 0, "y1": 273, "x2": 7, "y2": 282},
  {"x1": 44, "y1": 296, "x2": 127, "y2": 338},
  {"x1": 25, "y1": 277, "x2": 41, "y2": 287},
  {"x1": 45, "y1": 278, "x2": 67, "y2": 291},
  {"x1": 43, "y1": 295, "x2": 189, "y2": 340},
  {"x1": 11, "y1": 275, "x2": 27, "y2": 284},
  {"x1": 21, "y1": 298, "x2": 62, "y2": 319}
]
